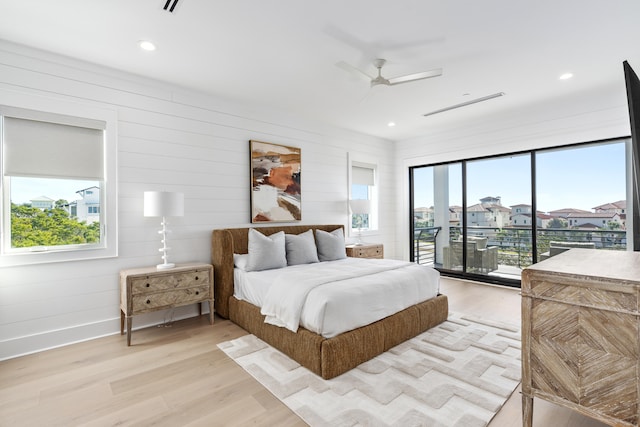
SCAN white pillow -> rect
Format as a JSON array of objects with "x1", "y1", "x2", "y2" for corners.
[
  {"x1": 315, "y1": 228, "x2": 347, "y2": 261},
  {"x1": 233, "y1": 253, "x2": 249, "y2": 270},
  {"x1": 285, "y1": 229, "x2": 319, "y2": 266},
  {"x1": 245, "y1": 229, "x2": 287, "y2": 272}
]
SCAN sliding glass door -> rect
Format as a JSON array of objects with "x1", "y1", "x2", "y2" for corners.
[
  {"x1": 410, "y1": 138, "x2": 628, "y2": 286},
  {"x1": 411, "y1": 163, "x2": 461, "y2": 268},
  {"x1": 465, "y1": 154, "x2": 531, "y2": 280},
  {"x1": 535, "y1": 141, "x2": 627, "y2": 260}
]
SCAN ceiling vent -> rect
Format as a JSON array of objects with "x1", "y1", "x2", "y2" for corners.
[
  {"x1": 423, "y1": 92, "x2": 505, "y2": 117},
  {"x1": 162, "y1": 0, "x2": 180, "y2": 13}
]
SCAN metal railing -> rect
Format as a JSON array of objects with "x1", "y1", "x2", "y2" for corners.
[
  {"x1": 414, "y1": 226, "x2": 440, "y2": 265},
  {"x1": 413, "y1": 226, "x2": 627, "y2": 269}
]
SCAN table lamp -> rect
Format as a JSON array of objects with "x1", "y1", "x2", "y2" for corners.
[{"x1": 144, "y1": 191, "x2": 184, "y2": 269}]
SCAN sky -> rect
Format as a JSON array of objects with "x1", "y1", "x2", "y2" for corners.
[
  {"x1": 9, "y1": 177, "x2": 99, "y2": 205},
  {"x1": 413, "y1": 141, "x2": 627, "y2": 213}
]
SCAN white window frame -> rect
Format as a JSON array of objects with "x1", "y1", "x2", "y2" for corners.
[
  {"x1": 0, "y1": 89, "x2": 117, "y2": 267},
  {"x1": 348, "y1": 156, "x2": 379, "y2": 237}
]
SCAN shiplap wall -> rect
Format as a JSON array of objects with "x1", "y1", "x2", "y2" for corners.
[
  {"x1": 393, "y1": 81, "x2": 632, "y2": 260},
  {"x1": 0, "y1": 41, "x2": 396, "y2": 360}
]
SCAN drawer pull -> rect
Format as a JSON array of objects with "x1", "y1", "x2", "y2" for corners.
[
  {"x1": 146, "y1": 299, "x2": 151, "y2": 304},
  {"x1": 195, "y1": 291, "x2": 200, "y2": 295},
  {"x1": 146, "y1": 283, "x2": 150, "y2": 287},
  {"x1": 195, "y1": 276, "x2": 199, "y2": 280}
]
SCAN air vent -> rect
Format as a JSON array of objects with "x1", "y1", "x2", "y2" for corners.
[
  {"x1": 423, "y1": 92, "x2": 505, "y2": 117},
  {"x1": 163, "y1": 0, "x2": 180, "y2": 13}
]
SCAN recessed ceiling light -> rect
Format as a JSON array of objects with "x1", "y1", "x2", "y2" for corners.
[
  {"x1": 388, "y1": 122, "x2": 396, "y2": 127},
  {"x1": 559, "y1": 72, "x2": 573, "y2": 80},
  {"x1": 138, "y1": 40, "x2": 156, "y2": 51}
]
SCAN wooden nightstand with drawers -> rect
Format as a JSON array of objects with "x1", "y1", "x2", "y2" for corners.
[
  {"x1": 119, "y1": 263, "x2": 214, "y2": 346},
  {"x1": 346, "y1": 243, "x2": 384, "y2": 259}
]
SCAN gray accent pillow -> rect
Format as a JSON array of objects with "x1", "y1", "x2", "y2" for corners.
[
  {"x1": 285, "y1": 229, "x2": 319, "y2": 266},
  {"x1": 316, "y1": 228, "x2": 347, "y2": 261},
  {"x1": 245, "y1": 229, "x2": 287, "y2": 271}
]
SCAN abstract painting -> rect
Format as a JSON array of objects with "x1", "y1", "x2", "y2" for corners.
[{"x1": 250, "y1": 140, "x2": 301, "y2": 223}]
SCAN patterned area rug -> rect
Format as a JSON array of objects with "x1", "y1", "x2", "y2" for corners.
[{"x1": 218, "y1": 313, "x2": 521, "y2": 427}]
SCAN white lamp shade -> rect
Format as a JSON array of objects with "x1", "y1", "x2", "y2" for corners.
[
  {"x1": 349, "y1": 199, "x2": 371, "y2": 215},
  {"x1": 144, "y1": 191, "x2": 184, "y2": 217}
]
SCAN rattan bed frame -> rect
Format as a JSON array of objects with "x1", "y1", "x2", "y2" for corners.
[{"x1": 211, "y1": 224, "x2": 449, "y2": 379}]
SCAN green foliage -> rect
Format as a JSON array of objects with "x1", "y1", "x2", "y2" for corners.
[
  {"x1": 606, "y1": 221, "x2": 621, "y2": 230},
  {"x1": 10, "y1": 203, "x2": 100, "y2": 248},
  {"x1": 547, "y1": 218, "x2": 568, "y2": 228}
]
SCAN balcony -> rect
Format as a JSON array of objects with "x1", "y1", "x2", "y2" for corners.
[{"x1": 414, "y1": 226, "x2": 627, "y2": 281}]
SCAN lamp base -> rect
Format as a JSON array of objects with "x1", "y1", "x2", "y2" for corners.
[
  {"x1": 353, "y1": 242, "x2": 365, "y2": 246},
  {"x1": 156, "y1": 262, "x2": 176, "y2": 270}
]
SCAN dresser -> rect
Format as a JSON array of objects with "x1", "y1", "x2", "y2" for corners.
[
  {"x1": 521, "y1": 249, "x2": 640, "y2": 427},
  {"x1": 346, "y1": 243, "x2": 384, "y2": 259},
  {"x1": 120, "y1": 263, "x2": 214, "y2": 345}
]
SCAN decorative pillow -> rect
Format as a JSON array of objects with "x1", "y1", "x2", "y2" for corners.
[
  {"x1": 245, "y1": 229, "x2": 287, "y2": 272},
  {"x1": 285, "y1": 229, "x2": 319, "y2": 266},
  {"x1": 315, "y1": 228, "x2": 347, "y2": 261},
  {"x1": 233, "y1": 253, "x2": 249, "y2": 270}
]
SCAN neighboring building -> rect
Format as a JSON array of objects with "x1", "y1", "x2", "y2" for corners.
[
  {"x1": 68, "y1": 186, "x2": 101, "y2": 224},
  {"x1": 511, "y1": 204, "x2": 531, "y2": 215},
  {"x1": 30, "y1": 196, "x2": 54, "y2": 210},
  {"x1": 449, "y1": 206, "x2": 462, "y2": 226},
  {"x1": 510, "y1": 204, "x2": 533, "y2": 227},
  {"x1": 549, "y1": 208, "x2": 591, "y2": 218},
  {"x1": 593, "y1": 200, "x2": 626, "y2": 215},
  {"x1": 466, "y1": 197, "x2": 511, "y2": 228},
  {"x1": 413, "y1": 206, "x2": 433, "y2": 223},
  {"x1": 536, "y1": 212, "x2": 553, "y2": 228},
  {"x1": 593, "y1": 200, "x2": 627, "y2": 228},
  {"x1": 566, "y1": 212, "x2": 622, "y2": 229}
]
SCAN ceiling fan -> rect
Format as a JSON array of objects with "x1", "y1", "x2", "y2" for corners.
[{"x1": 338, "y1": 58, "x2": 443, "y2": 88}]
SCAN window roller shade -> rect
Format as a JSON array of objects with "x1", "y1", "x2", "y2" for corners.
[
  {"x1": 352, "y1": 165, "x2": 374, "y2": 186},
  {"x1": 3, "y1": 116, "x2": 104, "y2": 180}
]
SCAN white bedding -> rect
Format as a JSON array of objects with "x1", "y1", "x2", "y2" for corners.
[{"x1": 233, "y1": 257, "x2": 439, "y2": 338}]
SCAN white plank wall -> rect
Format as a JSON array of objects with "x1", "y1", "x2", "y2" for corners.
[{"x1": 0, "y1": 41, "x2": 396, "y2": 360}]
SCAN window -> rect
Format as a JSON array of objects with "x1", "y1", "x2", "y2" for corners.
[
  {"x1": 410, "y1": 138, "x2": 628, "y2": 287},
  {"x1": 349, "y1": 161, "x2": 378, "y2": 235},
  {"x1": 0, "y1": 91, "x2": 117, "y2": 267}
]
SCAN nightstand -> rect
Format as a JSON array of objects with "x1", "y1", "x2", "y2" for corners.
[
  {"x1": 119, "y1": 263, "x2": 214, "y2": 346},
  {"x1": 346, "y1": 243, "x2": 384, "y2": 259}
]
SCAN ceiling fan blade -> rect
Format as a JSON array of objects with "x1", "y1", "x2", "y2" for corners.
[
  {"x1": 388, "y1": 68, "x2": 443, "y2": 85},
  {"x1": 336, "y1": 61, "x2": 373, "y2": 82}
]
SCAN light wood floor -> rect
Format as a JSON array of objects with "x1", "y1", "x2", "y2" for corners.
[{"x1": 0, "y1": 278, "x2": 609, "y2": 427}]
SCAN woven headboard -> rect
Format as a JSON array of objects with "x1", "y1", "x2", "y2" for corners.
[{"x1": 211, "y1": 224, "x2": 344, "y2": 319}]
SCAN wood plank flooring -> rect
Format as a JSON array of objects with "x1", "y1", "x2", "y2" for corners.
[{"x1": 0, "y1": 278, "x2": 609, "y2": 427}]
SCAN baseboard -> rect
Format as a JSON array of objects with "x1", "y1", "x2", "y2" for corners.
[{"x1": 0, "y1": 305, "x2": 210, "y2": 361}]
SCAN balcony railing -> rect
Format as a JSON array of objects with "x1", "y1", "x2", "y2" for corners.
[
  {"x1": 414, "y1": 226, "x2": 441, "y2": 266},
  {"x1": 413, "y1": 226, "x2": 627, "y2": 279}
]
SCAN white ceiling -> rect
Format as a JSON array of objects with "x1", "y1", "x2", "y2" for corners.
[{"x1": 1, "y1": 0, "x2": 639, "y2": 141}]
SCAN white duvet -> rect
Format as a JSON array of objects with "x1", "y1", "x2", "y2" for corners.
[{"x1": 234, "y1": 257, "x2": 439, "y2": 338}]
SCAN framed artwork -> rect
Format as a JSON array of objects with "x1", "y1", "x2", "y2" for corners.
[{"x1": 250, "y1": 140, "x2": 301, "y2": 223}]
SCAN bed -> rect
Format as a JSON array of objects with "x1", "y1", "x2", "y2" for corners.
[{"x1": 211, "y1": 224, "x2": 448, "y2": 379}]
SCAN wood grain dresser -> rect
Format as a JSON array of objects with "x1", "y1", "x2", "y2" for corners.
[
  {"x1": 120, "y1": 263, "x2": 214, "y2": 345},
  {"x1": 346, "y1": 243, "x2": 384, "y2": 259},
  {"x1": 521, "y1": 249, "x2": 640, "y2": 427}
]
